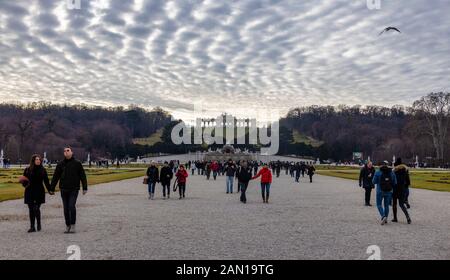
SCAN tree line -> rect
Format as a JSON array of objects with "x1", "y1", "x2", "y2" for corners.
[
  {"x1": 281, "y1": 92, "x2": 450, "y2": 165},
  {"x1": 0, "y1": 102, "x2": 172, "y2": 163}
]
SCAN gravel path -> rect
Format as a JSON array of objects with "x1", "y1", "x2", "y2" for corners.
[{"x1": 0, "y1": 173, "x2": 449, "y2": 260}]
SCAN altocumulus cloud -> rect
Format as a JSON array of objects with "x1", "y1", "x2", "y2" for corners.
[{"x1": 0, "y1": 0, "x2": 449, "y2": 121}]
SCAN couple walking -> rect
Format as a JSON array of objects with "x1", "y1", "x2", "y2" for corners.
[
  {"x1": 21, "y1": 146, "x2": 87, "y2": 234},
  {"x1": 236, "y1": 161, "x2": 272, "y2": 204}
]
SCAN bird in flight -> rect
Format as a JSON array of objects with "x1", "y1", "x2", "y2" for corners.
[{"x1": 379, "y1": 27, "x2": 401, "y2": 36}]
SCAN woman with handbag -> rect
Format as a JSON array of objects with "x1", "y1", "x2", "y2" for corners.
[
  {"x1": 20, "y1": 154, "x2": 54, "y2": 233},
  {"x1": 175, "y1": 165, "x2": 189, "y2": 199}
]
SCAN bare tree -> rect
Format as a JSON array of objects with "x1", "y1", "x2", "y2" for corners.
[
  {"x1": 413, "y1": 92, "x2": 450, "y2": 164},
  {"x1": 17, "y1": 120, "x2": 33, "y2": 162}
]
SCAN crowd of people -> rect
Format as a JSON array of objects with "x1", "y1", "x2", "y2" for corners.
[{"x1": 15, "y1": 147, "x2": 421, "y2": 235}]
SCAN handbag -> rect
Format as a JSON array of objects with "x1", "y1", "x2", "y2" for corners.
[
  {"x1": 172, "y1": 178, "x2": 178, "y2": 192},
  {"x1": 143, "y1": 176, "x2": 148, "y2": 185}
]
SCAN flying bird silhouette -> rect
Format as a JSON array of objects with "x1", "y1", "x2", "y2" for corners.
[{"x1": 379, "y1": 27, "x2": 401, "y2": 36}]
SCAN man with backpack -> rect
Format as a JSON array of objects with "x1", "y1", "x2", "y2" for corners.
[
  {"x1": 359, "y1": 161, "x2": 375, "y2": 206},
  {"x1": 372, "y1": 161, "x2": 397, "y2": 225},
  {"x1": 393, "y1": 158, "x2": 412, "y2": 224}
]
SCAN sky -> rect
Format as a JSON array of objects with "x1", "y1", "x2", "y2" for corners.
[{"x1": 0, "y1": 0, "x2": 449, "y2": 122}]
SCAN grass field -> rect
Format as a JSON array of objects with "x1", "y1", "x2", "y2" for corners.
[
  {"x1": 292, "y1": 130, "x2": 324, "y2": 147},
  {"x1": 132, "y1": 128, "x2": 164, "y2": 146},
  {"x1": 0, "y1": 168, "x2": 146, "y2": 202},
  {"x1": 317, "y1": 169, "x2": 450, "y2": 192}
]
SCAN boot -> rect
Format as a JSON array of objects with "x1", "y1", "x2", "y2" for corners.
[
  {"x1": 266, "y1": 194, "x2": 269, "y2": 204},
  {"x1": 36, "y1": 210, "x2": 41, "y2": 231},
  {"x1": 28, "y1": 207, "x2": 36, "y2": 233},
  {"x1": 406, "y1": 213, "x2": 412, "y2": 224}
]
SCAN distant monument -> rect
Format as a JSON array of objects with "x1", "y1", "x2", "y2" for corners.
[{"x1": 204, "y1": 144, "x2": 255, "y2": 162}]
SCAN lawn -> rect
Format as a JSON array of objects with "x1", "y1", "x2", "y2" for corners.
[
  {"x1": 132, "y1": 128, "x2": 164, "y2": 146},
  {"x1": 317, "y1": 169, "x2": 450, "y2": 192},
  {"x1": 292, "y1": 129, "x2": 324, "y2": 147},
  {"x1": 0, "y1": 168, "x2": 146, "y2": 202}
]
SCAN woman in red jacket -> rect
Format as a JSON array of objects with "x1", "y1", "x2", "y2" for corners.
[
  {"x1": 251, "y1": 163, "x2": 273, "y2": 203},
  {"x1": 175, "y1": 165, "x2": 189, "y2": 199}
]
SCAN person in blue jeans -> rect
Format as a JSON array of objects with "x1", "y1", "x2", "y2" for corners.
[
  {"x1": 372, "y1": 161, "x2": 397, "y2": 225},
  {"x1": 224, "y1": 159, "x2": 236, "y2": 194},
  {"x1": 146, "y1": 161, "x2": 159, "y2": 200}
]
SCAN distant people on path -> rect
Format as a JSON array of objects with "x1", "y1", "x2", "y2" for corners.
[
  {"x1": 225, "y1": 159, "x2": 237, "y2": 194},
  {"x1": 21, "y1": 154, "x2": 54, "y2": 233},
  {"x1": 294, "y1": 162, "x2": 301, "y2": 182},
  {"x1": 359, "y1": 162, "x2": 375, "y2": 206},
  {"x1": 50, "y1": 146, "x2": 88, "y2": 234},
  {"x1": 175, "y1": 165, "x2": 188, "y2": 199},
  {"x1": 252, "y1": 163, "x2": 273, "y2": 203},
  {"x1": 236, "y1": 160, "x2": 252, "y2": 204},
  {"x1": 307, "y1": 165, "x2": 316, "y2": 183},
  {"x1": 393, "y1": 158, "x2": 412, "y2": 224},
  {"x1": 146, "y1": 161, "x2": 159, "y2": 200},
  {"x1": 211, "y1": 161, "x2": 219, "y2": 180},
  {"x1": 372, "y1": 161, "x2": 396, "y2": 225},
  {"x1": 160, "y1": 161, "x2": 173, "y2": 199},
  {"x1": 191, "y1": 162, "x2": 196, "y2": 175}
]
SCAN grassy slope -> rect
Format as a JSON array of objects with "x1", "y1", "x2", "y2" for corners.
[
  {"x1": 0, "y1": 168, "x2": 146, "y2": 202},
  {"x1": 291, "y1": 129, "x2": 324, "y2": 147},
  {"x1": 132, "y1": 128, "x2": 164, "y2": 145}
]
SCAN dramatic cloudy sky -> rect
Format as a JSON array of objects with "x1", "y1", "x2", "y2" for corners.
[{"x1": 0, "y1": 0, "x2": 449, "y2": 122}]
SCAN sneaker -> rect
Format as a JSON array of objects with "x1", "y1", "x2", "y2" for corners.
[
  {"x1": 37, "y1": 224, "x2": 41, "y2": 232},
  {"x1": 64, "y1": 226, "x2": 71, "y2": 234},
  {"x1": 381, "y1": 217, "x2": 387, "y2": 225},
  {"x1": 179, "y1": 197, "x2": 182, "y2": 199},
  {"x1": 70, "y1": 225, "x2": 76, "y2": 233},
  {"x1": 407, "y1": 218, "x2": 412, "y2": 224},
  {"x1": 148, "y1": 195, "x2": 152, "y2": 200},
  {"x1": 406, "y1": 203, "x2": 411, "y2": 209}
]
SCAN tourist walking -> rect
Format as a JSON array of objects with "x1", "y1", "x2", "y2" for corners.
[
  {"x1": 307, "y1": 165, "x2": 316, "y2": 183},
  {"x1": 160, "y1": 162, "x2": 173, "y2": 199},
  {"x1": 225, "y1": 159, "x2": 237, "y2": 194},
  {"x1": 252, "y1": 163, "x2": 273, "y2": 203},
  {"x1": 175, "y1": 165, "x2": 189, "y2": 199},
  {"x1": 50, "y1": 146, "x2": 88, "y2": 234},
  {"x1": 359, "y1": 162, "x2": 375, "y2": 206},
  {"x1": 146, "y1": 161, "x2": 159, "y2": 200},
  {"x1": 372, "y1": 161, "x2": 397, "y2": 225},
  {"x1": 393, "y1": 158, "x2": 412, "y2": 224},
  {"x1": 236, "y1": 161, "x2": 253, "y2": 203},
  {"x1": 21, "y1": 154, "x2": 54, "y2": 232}
]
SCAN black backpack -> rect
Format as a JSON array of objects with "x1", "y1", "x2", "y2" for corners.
[{"x1": 380, "y1": 171, "x2": 393, "y2": 192}]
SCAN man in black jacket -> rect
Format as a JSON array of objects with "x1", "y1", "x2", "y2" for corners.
[
  {"x1": 359, "y1": 162, "x2": 375, "y2": 206},
  {"x1": 159, "y1": 162, "x2": 173, "y2": 199},
  {"x1": 146, "y1": 161, "x2": 159, "y2": 200},
  {"x1": 225, "y1": 159, "x2": 236, "y2": 194},
  {"x1": 236, "y1": 161, "x2": 252, "y2": 203},
  {"x1": 50, "y1": 146, "x2": 87, "y2": 234}
]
